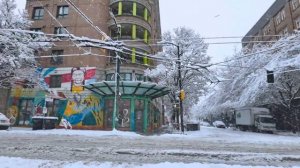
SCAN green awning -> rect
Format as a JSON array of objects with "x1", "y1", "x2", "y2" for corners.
[{"x1": 84, "y1": 81, "x2": 170, "y2": 99}]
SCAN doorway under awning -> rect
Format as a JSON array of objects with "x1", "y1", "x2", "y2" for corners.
[
  {"x1": 84, "y1": 81, "x2": 170, "y2": 99},
  {"x1": 84, "y1": 81, "x2": 170, "y2": 133}
]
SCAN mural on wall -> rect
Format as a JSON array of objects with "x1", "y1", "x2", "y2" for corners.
[
  {"x1": 63, "y1": 94, "x2": 104, "y2": 127},
  {"x1": 8, "y1": 87, "x2": 43, "y2": 126},
  {"x1": 71, "y1": 67, "x2": 86, "y2": 92},
  {"x1": 118, "y1": 99, "x2": 131, "y2": 128},
  {"x1": 7, "y1": 67, "x2": 104, "y2": 128},
  {"x1": 118, "y1": 108, "x2": 130, "y2": 128},
  {"x1": 41, "y1": 67, "x2": 104, "y2": 127}
]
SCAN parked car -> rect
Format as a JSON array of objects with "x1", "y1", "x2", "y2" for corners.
[
  {"x1": 213, "y1": 121, "x2": 226, "y2": 128},
  {"x1": 200, "y1": 121, "x2": 211, "y2": 127},
  {"x1": 0, "y1": 113, "x2": 10, "y2": 130}
]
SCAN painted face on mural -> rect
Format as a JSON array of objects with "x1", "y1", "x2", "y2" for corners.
[{"x1": 72, "y1": 69, "x2": 85, "y2": 86}]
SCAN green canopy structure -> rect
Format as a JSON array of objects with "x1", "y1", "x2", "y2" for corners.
[{"x1": 84, "y1": 81, "x2": 170, "y2": 99}]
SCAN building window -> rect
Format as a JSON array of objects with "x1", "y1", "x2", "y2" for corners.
[
  {"x1": 54, "y1": 27, "x2": 68, "y2": 34},
  {"x1": 50, "y1": 50, "x2": 64, "y2": 65},
  {"x1": 292, "y1": 0, "x2": 300, "y2": 10},
  {"x1": 295, "y1": 17, "x2": 300, "y2": 29},
  {"x1": 121, "y1": 24, "x2": 133, "y2": 39},
  {"x1": 120, "y1": 73, "x2": 132, "y2": 81},
  {"x1": 105, "y1": 99, "x2": 114, "y2": 128},
  {"x1": 30, "y1": 28, "x2": 42, "y2": 38},
  {"x1": 136, "y1": 25, "x2": 145, "y2": 40},
  {"x1": 106, "y1": 73, "x2": 115, "y2": 81},
  {"x1": 118, "y1": 99, "x2": 131, "y2": 129},
  {"x1": 283, "y1": 27, "x2": 288, "y2": 35},
  {"x1": 19, "y1": 99, "x2": 34, "y2": 126},
  {"x1": 46, "y1": 99, "x2": 60, "y2": 117},
  {"x1": 281, "y1": 10, "x2": 286, "y2": 20},
  {"x1": 275, "y1": 10, "x2": 286, "y2": 25},
  {"x1": 32, "y1": 7, "x2": 44, "y2": 20},
  {"x1": 135, "y1": 99, "x2": 144, "y2": 132},
  {"x1": 278, "y1": 27, "x2": 289, "y2": 38},
  {"x1": 57, "y1": 6, "x2": 69, "y2": 18},
  {"x1": 122, "y1": 1, "x2": 133, "y2": 15},
  {"x1": 30, "y1": 28, "x2": 42, "y2": 32},
  {"x1": 263, "y1": 24, "x2": 271, "y2": 35},
  {"x1": 49, "y1": 75, "x2": 62, "y2": 88},
  {"x1": 135, "y1": 74, "x2": 144, "y2": 81}
]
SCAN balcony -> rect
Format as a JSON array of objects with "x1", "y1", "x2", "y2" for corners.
[
  {"x1": 110, "y1": 0, "x2": 151, "y2": 12},
  {"x1": 108, "y1": 15, "x2": 151, "y2": 34}
]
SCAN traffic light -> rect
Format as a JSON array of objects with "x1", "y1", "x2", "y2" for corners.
[
  {"x1": 179, "y1": 90, "x2": 185, "y2": 101},
  {"x1": 267, "y1": 70, "x2": 274, "y2": 83}
]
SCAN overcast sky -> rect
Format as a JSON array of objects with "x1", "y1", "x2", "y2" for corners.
[{"x1": 16, "y1": 0, "x2": 275, "y2": 63}]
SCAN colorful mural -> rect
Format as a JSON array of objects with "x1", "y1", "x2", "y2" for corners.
[
  {"x1": 41, "y1": 67, "x2": 104, "y2": 128},
  {"x1": 6, "y1": 67, "x2": 164, "y2": 132},
  {"x1": 42, "y1": 67, "x2": 96, "y2": 90},
  {"x1": 71, "y1": 67, "x2": 86, "y2": 92},
  {"x1": 63, "y1": 93, "x2": 104, "y2": 127},
  {"x1": 8, "y1": 87, "x2": 42, "y2": 126},
  {"x1": 7, "y1": 67, "x2": 105, "y2": 128}
]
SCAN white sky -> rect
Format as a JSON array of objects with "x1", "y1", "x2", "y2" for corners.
[{"x1": 16, "y1": 0, "x2": 275, "y2": 63}]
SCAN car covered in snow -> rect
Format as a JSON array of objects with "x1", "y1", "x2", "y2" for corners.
[
  {"x1": 213, "y1": 120, "x2": 226, "y2": 128},
  {"x1": 200, "y1": 121, "x2": 211, "y2": 127},
  {"x1": 0, "y1": 113, "x2": 10, "y2": 130}
]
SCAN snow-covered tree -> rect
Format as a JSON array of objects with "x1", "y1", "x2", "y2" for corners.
[
  {"x1": 193, "y1": 32, "x2": 300, "y2": 131},
  {"x1": 0, "y1": 0, "x2": 49, "y2": 88},
  {"x1": 145, "y1": 27, "x2": 210, "y2": 122},
  {"x1": 271, "y1": 70, "x2": 300, "y2": 133}
]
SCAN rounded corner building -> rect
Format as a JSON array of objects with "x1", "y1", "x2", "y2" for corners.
[{"x1": 7, "y1": 0, "x2": 169, "y2": 133}]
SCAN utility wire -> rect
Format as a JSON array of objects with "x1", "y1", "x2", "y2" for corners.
[{"x1": 63, "y1": 0, "x2": 110, "y2": 40}]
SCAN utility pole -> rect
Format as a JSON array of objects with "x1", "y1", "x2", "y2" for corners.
[
  {"x1": 158, "y1": 41, "x2": 185, "y2": 133},
  {"x1": 110, "y1": 11, "x2": 121, "y2": 130},
  {"x1": 112, "y1": 54, "x2": 120, "y2": 130},
  {"x1": 177, "y1": 45, "x2": 184, "y2": 133}
]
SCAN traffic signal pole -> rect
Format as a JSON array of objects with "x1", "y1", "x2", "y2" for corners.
[{"x1": 177, "y1": 45, "x2": 184, "y2": 133}]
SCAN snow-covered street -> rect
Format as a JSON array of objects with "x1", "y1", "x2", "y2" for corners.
[{"x1": 0, "y1": 127, "x2": 299, "y2": 168}]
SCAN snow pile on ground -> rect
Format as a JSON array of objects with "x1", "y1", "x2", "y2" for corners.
[
  {"x1": 2, "y1": 126, "x2": 299, "y2": 145},
  {"x1": 1, "y1": 156, "x2": 299, "y2": 168},
  {"x1": 3, "y1": 127, "x2": 141, "y2": 138},
  {"x1": 157, "y1": 127, "x2": 300, "y2": 144}
]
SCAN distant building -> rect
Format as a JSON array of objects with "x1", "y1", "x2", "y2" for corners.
[
  {"x1": 242, "y1": 0, "x2": 300, "y2": 48},
  {"x1": 6, "y1": 0, "x2": 169, "y2": 133}
]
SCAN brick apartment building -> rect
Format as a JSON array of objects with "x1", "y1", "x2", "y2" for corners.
[
  {"x1": 5, "y1": 0, "x2": 169, "y2": 133},
  {"x1": 242, "y1": 0, "x2": 300, "y2": 48}
]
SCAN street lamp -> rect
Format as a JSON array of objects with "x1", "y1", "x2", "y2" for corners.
[{"x1": 158, "y1": 41, "x2": 184, "y2": 133}]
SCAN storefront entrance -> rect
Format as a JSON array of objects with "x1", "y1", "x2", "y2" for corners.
[{"x1": 85, "y1": 81, "x2": 170, "y2": 133}]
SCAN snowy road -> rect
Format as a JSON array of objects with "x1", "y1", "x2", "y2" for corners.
[{"x1": 0, "y1": 127, "x2": 300, "y2": 167}]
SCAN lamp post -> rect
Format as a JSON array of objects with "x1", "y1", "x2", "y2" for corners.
[{"x1": 159, "y1": 41, "x2": 184, "y2": 133}]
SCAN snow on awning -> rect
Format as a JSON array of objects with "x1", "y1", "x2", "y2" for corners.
[{"x1": 84, "y1": 81, "x2": 170, "y2": 99}]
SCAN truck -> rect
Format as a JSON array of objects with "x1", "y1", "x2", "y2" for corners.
[{"x1": 235, "y1": 107, "x2": 276, "y2": 133}]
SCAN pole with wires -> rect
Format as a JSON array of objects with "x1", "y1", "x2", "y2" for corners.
[
  {"x1": 176, "y1": 45, "x2": 184, "y2": 133},
  {"x1": 110, "y1": 10, "x2": 122, "y2": 130},
  {"x1": 158, "y1": 41, "x2": 185, "y2": 133}
]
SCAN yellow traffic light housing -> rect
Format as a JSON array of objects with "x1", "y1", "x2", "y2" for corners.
[{"x1": 179, "y1": 90, "x2": 185, "y2": 101}]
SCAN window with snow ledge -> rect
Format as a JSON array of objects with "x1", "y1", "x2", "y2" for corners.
[
  {"x1": 32, "y1": 7, "x2": 44, "y2": 20},
  {"x1": 49, "y1": 75, "x2": 62, "y2": 88},
  {"x1": 54, "y1": 27, "x2": 68, "y2": 35},
  {"x1": 50, "y1": 50, "x2": 64, "y2": 65},
  {"x1": 57, "y1": 6, "x2": 69, "y2": 19},
  {"x1": 30, "y1": 28, "x2": 42, "y2": 38}
]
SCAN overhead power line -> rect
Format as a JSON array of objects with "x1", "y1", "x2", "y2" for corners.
[
  {"x1": 120, "y1": 34, "x2": 284, "y2": 43},
  {"x1": 64, "y1": 0, "x2": 110, "y2": 40}
]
